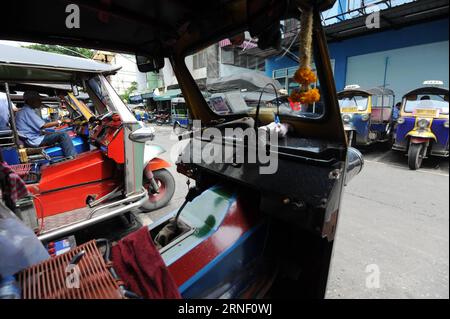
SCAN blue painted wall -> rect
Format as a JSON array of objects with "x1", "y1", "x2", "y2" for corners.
[
  {"x1": 346, "y1": 41, "x2": 449, "y2": 101},
  {"x1": 266, "y1": 18, "x2": 449, "y2": 93}
]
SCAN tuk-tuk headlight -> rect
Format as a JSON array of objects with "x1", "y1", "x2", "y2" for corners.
[
  {"x1": 361, "y1": 114, "x2": 370, "y2": 122},
  {"x1": 397, "y1": 117, "x2": 405, "y2": 124},
  {"x1": 444, "y1": 120, "x2": 449, "y2": 128},
  {"x1": 417, "y1": 118, "x2": 430, "y2": 129},
  {"x1": 342, "y1": 114, "x2": 352, "y2": 123}
]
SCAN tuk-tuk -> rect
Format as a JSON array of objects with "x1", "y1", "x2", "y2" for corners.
[
  {"x1": 0, "y1": 44, "x2": 175, "y2": 240},
  {"x1": 2, "y1": 83, "x2": 93, "y2": 164},
  {"x1": 0, "y1": 0, "x2": 363, "y2": 299},
  {"x1": 338, "y1": 85, "x2": 395, "y2": 146},
  {"x1": 171, "y1": 97, "x2": 192, "y2": 134},
  {"x1": 206, "y1": 72, "x2": 283, "y2": 108},
  {"x1": 392, "y1": 81, "x2": 449, "y2": 169}
]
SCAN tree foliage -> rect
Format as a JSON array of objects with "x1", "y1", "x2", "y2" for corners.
[
  {"x1": 120, "y1": 81, "x2": 138, "y2": 102},
  {"x1": 24, "y1": 44, "x2": 95, "y2": 59}
]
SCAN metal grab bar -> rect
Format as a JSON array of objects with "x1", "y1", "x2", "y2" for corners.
[{"x1": 38, "y1": 190, "x2": 148, "y2": 242}]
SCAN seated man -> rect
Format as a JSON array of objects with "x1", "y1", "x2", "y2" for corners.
[{"x1": 15, "y1": 91, "x2": 77, "y2": 158}]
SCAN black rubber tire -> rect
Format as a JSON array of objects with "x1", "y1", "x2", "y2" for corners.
[
  {"x1": 140, "y1": 169, "x2": 176, "y2": 212},
  {"x1": 408, "y1": 143, "x2": 424, "y2": 170}
]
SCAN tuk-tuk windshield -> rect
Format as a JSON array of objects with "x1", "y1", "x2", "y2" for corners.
[
  {"x1": 184, "y1": 31, "x2": 325, "y2": 120},
  {"x1": 338, "y1": 94, "x2": 369, "y2": 111},
  {"x1": 404, "y1": 94, "x2": 449, "y2": 114},
  {"x1": 86, "y1": 75, "x2": 138, "y2": 123}
]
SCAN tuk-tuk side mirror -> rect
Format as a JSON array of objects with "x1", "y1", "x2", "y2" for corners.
[
  {"x1": 129, "y1": 126, "x2": 155, "y2": 143},
  {"x1": 135, "y1": 55, "x2": 165, "y2": 72}
]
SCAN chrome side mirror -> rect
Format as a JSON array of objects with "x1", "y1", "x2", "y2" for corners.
[
  {"x1": 345, "y1": 147, "x2": 364, "y2": 185},
  {"x1": 129, "y1": 126, "x2": 155, "y2": 143}
]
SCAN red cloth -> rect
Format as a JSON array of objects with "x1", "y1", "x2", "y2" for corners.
[
  {"x1": 111, "y1": 226, "x2": 181, "y2": 299},
  {"x1": 0, "y1": 162, "x2": 29, "y2": 204}
]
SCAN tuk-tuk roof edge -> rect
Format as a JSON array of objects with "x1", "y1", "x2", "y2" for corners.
[
  {"x1": 403, "y1": 86, "x2": 449, "y2": 97},
  {"x1": 0, "y1": 44, "x2": 121, "y2": 76}
]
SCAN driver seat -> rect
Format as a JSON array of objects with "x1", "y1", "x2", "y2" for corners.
[{"x1": 17, "y1": 133, "x2": 52, "y2": 162}]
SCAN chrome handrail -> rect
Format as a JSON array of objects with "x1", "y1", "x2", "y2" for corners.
[{"x1": 37, "y1": 190, "x2": 148, "y2": 242}]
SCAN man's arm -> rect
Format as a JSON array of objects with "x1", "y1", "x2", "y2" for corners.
[{"x1": 41, "y1": 119, "x2": 71, "y2": 129}]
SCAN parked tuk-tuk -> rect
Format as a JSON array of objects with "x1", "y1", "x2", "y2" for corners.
[
  {"x1": 0, "y1": 0, "x2": 363, "y2": 299},
  {"x1": 171, "y1": 97, "x2": 192, "y2": 134},
  {"x1": 392, "y1": 81, "x2": 449, "y2": 169},
  {"x1": 0, "y1": 44, "x2": 175, "y2": 240},
  {"x1": 338, "y1": 85, "x2": 395, "y2": 146}
]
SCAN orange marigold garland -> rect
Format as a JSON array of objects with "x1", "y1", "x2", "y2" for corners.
[
  {"x1": 293, "y1": 67, "x2": 317, "y2": 86},
  {"x1": 289, "y1": 8, "x2": 320, "y2": 110}
]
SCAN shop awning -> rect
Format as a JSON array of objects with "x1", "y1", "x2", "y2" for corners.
[
  {"x1": 153, "y1": 89, "x2": 182, "y2": 101},
  {"x1": 129, "y1": 94, "x2": 143, "y2": 102},
  {"x1": 141, "y1": 92, "x2": 154, "y2": 99}
]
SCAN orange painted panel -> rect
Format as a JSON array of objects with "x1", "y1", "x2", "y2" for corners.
[
  {"x1": 38, "y1": 150, "x2": 115, "y2": 192},
  {"x1": 34, "y1": 179, "x2": 119, "y2": 217}
]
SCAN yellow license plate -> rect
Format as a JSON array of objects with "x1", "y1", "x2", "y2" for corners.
[
  {"x1": 414, "y1": 108, "x2": 438, "y2": 117},
  {"x1": 341, "y1": 107, "x2": 358, "y2": 113}
]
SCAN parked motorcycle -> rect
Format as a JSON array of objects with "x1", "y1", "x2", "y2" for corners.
[{"x1": 155, "y1": 112, "x2": 171, "y2": 125}]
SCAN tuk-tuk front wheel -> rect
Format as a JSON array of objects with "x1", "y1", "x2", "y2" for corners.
[
  {"x1": 408, "y1": 143, "x2": 425, "y2": 170},
  {"x1": 140, "y1": 168, "x2": 175, "y2": 212}
]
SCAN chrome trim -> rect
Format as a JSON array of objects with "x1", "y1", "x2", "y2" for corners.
[
  {"x1": 124, "y1": 123, "x2": 145, "y2": 195},
  {"x1": 345, "y1": 147, "x2": 364, "y2": 185},
  {"x1": 88, "y1": 185, "x2": 122, "y2": 208},
  {"x1": 87, "y1": 190, "x2": 146, "y2": 219},
  {"x1": 99, "y1": 75, "x2": 137, "y2": 124},
  {"x1": 37, "y1": 190, "x2": 148, "y2": 242}
]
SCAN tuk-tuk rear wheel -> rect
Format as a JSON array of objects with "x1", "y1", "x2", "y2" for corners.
[{"x1": 140, "y1": 168, "x2": 176, "y2": 212}]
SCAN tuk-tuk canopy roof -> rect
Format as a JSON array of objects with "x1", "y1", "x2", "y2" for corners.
[
  {"x1": 338, "y1": 86, "x2": 395, "y2": 97},
  {"x1": 403, "y1": 86, "x2": 449, "y2": 98},
  {"x1": 153, "y1": 89, "x2": 182, "y2": 102},
  {"x1": 207, "y1": 72, "x2": 282, "y2": 93},
  {"x1": 0, "y1": 43, "x2": 120, "y2": 82}
]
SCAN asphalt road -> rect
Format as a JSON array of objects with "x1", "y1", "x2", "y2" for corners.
[
  {"x1": 327, "y1": 144, "x2": 449, "y2": 299},
  {"x1": 140, "y1": 125, "x2": 449, "y2": 299}
]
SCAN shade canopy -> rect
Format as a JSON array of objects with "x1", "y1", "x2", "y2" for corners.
[
  {"x1": 153, "y1": 89, "x2": 182, "y2": 101},
  {"x1": 0, "y1": 44, "x2": 120, "y2": 82},
  {"x1": 403, "y1": 86, "x2": 449, "y2": 98},
  {"x1": 207, "y1": 72, "x2": 282, "y2": 93}
]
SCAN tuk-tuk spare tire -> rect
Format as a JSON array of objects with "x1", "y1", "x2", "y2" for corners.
[{"x1": 140, "y1": 168, "x2": 176, "y2": 212}]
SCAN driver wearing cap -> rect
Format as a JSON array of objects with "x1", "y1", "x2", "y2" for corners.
[{"x1": 15, "y1": 91, "x2": 77, "y2": 158}]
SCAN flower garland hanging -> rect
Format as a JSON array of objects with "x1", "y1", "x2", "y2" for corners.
[{"x1": 288, "y1": 8, "x2": 321, "y2": 110}]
